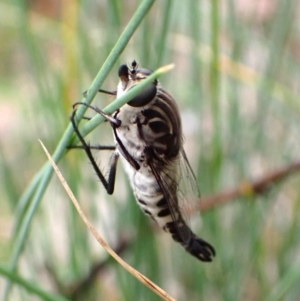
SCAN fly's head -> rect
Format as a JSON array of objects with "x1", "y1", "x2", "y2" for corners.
[{"x1": 117, "y1": 60, "x2": 158, "y2": 107}]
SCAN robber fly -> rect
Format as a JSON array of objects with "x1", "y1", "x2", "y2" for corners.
[{"x1": 70, "y1": 60, "x2": 215, "y2": 262}]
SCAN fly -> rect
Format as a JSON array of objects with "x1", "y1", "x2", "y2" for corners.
[{"x1": 70, "y1": 60, "x2": 216, "y2": 262}]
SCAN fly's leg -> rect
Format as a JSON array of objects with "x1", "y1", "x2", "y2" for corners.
[
  {"x1": 98, "y1": 89, "x2": 117, "y2": 96},
  {"x1": 72, "y1": 102, "x2": 121, "y2": 126},
  {"x1": 83, "y1": 89, "x2": 117, "y2": 98},
  {"x1": 70, "y1": 108, "x2": 119, "y2": 194},
  {"x1": 68, "y1": 145, "x2": 115, "y2": 151},
  {"x1": 69, "y1": 109, "x2": 115, "y2": 151},
  {"x1": 73, "y1": 102, "x2": 140, "y2": 170}
]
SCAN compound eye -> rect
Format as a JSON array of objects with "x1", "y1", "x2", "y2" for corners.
[
  {"x1": 118, "y1": 64, "x2": 129, "y2": 78},
  {"x1": 127, "y1": 82, "x2": 157, "y2": 107}
]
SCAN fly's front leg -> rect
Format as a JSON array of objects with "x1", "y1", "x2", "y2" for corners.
[
  {"x1": 83, "y1": 88, "x2": 117, "y2": 98},
  {"x1": 70, "y1": 107, "x2": 119, "y2": 194},
  {"x1": 73, "y1": 102, "x2": 121, "y2": 126}
]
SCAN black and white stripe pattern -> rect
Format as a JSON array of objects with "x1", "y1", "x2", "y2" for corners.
[{"x1": 112, "y1": 61, "x2": 215, "y2": 262}]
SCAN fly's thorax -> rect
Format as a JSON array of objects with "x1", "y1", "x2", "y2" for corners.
[
  {"x1": 113, "y1": 103, "x2": 150, "y2": 163},
  {"x1": 113, "y1": 102, "x2": 151, "y2": 126},
  {"x1": 114, "y1": 61, "x2": 183, "y2": 165}
]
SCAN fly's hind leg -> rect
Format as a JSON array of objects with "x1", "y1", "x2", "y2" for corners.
[{"x1": 68, "y1": 145, "x2": 115, "y2": 151}]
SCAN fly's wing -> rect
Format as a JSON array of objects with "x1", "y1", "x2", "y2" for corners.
[
  {"x1": 148, "y1": 149, "x2": 200, "y2": 244},
  {"x1": 177, "y1": 149, "x2": 201, "y2": 218}
]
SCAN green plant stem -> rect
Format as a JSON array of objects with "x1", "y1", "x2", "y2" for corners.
[
  {"x1": 0, "y1": 264, "x2": 70, "y2": 301},
  {"x1": 2, "y1": 1, "x2": 156, "y2": 300},
  {"x1": 263, "y1": 264, "x2": 300, "y2": 301},
  {"x1": 209, "y1": 0, "x2": 221, "y2": 188},
  {"x1": 155, "y1": 0, "x2": 173, "y2": 66}
]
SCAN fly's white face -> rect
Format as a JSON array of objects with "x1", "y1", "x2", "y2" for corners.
[{"x1": 116, "y1": 81, "x2": 126, "y2": 98}]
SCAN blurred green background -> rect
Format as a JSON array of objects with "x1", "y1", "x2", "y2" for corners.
[{"x1": 1, "y1": 0, "x2": 300, "y2": 300}]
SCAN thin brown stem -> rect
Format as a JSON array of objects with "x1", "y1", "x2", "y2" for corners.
[{"x1": 199, "y1": 160, "x2": 300, "y2": 211}]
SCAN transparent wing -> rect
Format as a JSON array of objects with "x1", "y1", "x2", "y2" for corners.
[
  {"x1": 148, "y1": 149, "x2": 200, "y2": 244},
  {"x1": 177, "y1": 149, "x2": 201, "y2": 218}
]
